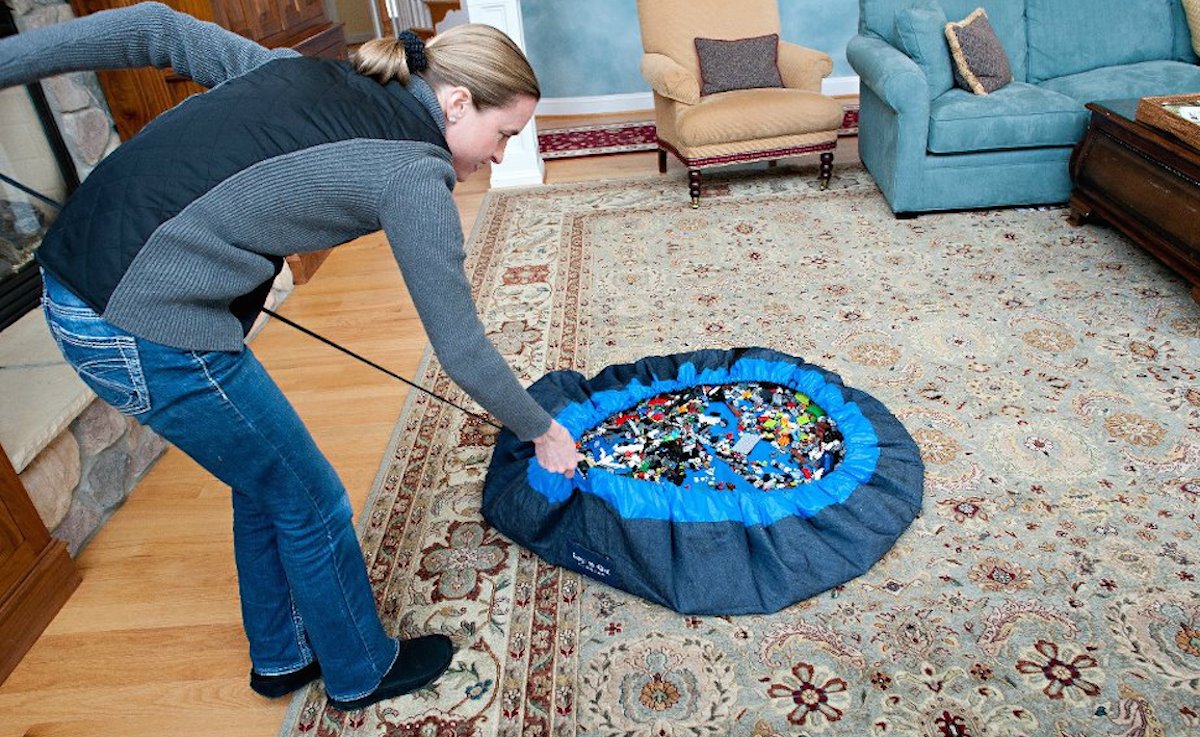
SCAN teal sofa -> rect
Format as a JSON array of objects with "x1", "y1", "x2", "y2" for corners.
[{"x1": 847, "y1": 0, "x2": 1200, "y2": 215}]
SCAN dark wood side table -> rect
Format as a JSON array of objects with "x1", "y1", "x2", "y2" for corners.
[{"x1": 1068, "y1": 99, "x2": 1200, "y2": 304}]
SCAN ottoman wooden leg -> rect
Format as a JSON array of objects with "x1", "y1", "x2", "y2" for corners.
[
  {"x1": 819, "y1": 151, "x2": 834, "y2": 190},
  {"x1": 689, "y1": 169, "x2": 701, "y2": 208},
  {"x1": 658, "y1": 148, "x2": 667, "y2": 174}
]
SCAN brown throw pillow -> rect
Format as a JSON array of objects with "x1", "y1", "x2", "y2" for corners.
[
  {"x1": 694, "y1": 33, "x2": 784, "y2": 96},
  {"x1": 944, "y1": 8, "x2": 1013, "y2": 94}
]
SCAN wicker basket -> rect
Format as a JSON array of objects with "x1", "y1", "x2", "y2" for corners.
[{"x1": 1136, "y1": 93, "x2": 1200, "y2": 150}]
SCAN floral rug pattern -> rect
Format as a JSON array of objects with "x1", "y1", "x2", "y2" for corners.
[{"x1": 280, "y1": 165, "x2": 1200, "y2": 737}]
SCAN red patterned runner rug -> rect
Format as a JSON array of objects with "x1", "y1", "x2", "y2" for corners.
[
  {"x1": 280, "y1": 164, "x2": 1200, "y2": 737},
  {"x1": 538, "y1": 102, "x2": 859, "y2": 159},
  {"x1": 538, "y1": 121, "x2": 658, "y2": 159}
]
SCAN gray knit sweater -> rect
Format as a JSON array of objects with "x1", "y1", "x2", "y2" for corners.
[{"x1": 0, "y1": 3, "x2": 553, "y2": 440}]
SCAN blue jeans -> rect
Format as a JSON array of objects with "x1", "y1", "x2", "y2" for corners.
[{"x1": 41, "y1": 270, "x2": 399, "y2": 700}]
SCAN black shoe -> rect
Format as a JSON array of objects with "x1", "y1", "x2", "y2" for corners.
[
  {"x1": 250, "y1": 659, "x2": 322, "y2": 698},
  {"x1": 327, "y1": 635, "x2": 454, "y2": 711}
]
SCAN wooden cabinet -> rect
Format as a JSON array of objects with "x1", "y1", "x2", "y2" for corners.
[
  {"x1": 69, "y1": 0, "x2": 346, "y2": 140},
  {"x1": 0, "y1": 446, "x2": 80, "y2": 684},
  {"x1": 218, "y1": 0, "x2": 328, "y2": 46}
]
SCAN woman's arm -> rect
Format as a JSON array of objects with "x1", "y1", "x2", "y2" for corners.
[
  {"x1": 379, "y1": 153, "x2": 557, "y2": 442},
  {"x1": 0, "y1": 2, "x2": 296, "y2": 90},
  {"x1": 382, "y1": 154, "x2": 583, "y2": 475}
]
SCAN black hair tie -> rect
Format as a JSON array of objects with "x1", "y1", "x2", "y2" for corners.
[{"x1": 397, "y1": 30, "x2": 428, "y2": 72}]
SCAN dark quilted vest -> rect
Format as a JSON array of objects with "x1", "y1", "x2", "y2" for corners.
[{"x1": 37, "y1": 56, "x2": 448, "y2": 328}]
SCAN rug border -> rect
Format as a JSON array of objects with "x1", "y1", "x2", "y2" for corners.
[
  {"x1": 351, "y1": 183, "x2": 513, "y2": 523},
  {"x1": 473, "y1": 163, "x2": 869, "y2": 203},
  {"x1": 276, "y1": 186, "x2": 513, "y2": 735}
]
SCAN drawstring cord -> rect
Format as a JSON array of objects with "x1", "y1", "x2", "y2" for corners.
[{"x1": 260, "y1": 307, "x2": 501, "y2": 429}]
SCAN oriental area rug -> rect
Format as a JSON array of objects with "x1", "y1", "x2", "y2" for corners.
[{"x1": 280, "y1": 165, "x2": 1200, "y2": 737}]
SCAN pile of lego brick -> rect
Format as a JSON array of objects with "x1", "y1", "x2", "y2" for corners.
[{"x1": 577, "y1": 382, "x2": 844, "y2": 490}]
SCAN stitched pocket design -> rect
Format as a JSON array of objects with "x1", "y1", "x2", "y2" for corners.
[{"x1": 43, "y1": 299, "x2": 151, "y2": 416}]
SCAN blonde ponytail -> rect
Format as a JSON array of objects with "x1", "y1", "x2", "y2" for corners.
[
  {"x1": 351, "y1": 37, "x2": 414, "y2": 86},
  {"x1": 353, "y1": 24, "x2": 540, "y2": 111},
  {"x1": 423, "y1": 24, "x2": 539, "y2": 110}
]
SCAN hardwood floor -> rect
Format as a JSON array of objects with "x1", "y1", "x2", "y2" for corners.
[{"x1": 0, "y1": 116, "x2": 859, "y2": 737}]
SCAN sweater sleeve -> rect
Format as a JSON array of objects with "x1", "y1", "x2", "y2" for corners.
[
  {"x1": 0, "y1": 2, "x2": 297, "y2": 90},
  {"x1": 379, "y1": 153, "x2": 554, "y2": 442}
]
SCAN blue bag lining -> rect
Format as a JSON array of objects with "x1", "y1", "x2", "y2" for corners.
[{"x1": 526, "y1": 357, "x2": 881, "y2": 524}]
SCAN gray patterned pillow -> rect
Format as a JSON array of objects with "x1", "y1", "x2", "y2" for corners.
[
  {"x1": 694, "y1": 33, "x2": 784, "y2": 96},
  {"x1": 945, "y1": 8, "x2": 1013, "y2": 94}
]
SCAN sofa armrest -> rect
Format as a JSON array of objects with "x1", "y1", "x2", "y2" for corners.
[
  {"x1": 846, "y1": 35, "x2": 933, "y2": 214},
  {"x1": 846, "y1": 35, "x2": 929, "y2": 113},
  {"x1": 777, "y1": 41, "x2": 832, "y2": 92},
  {"x1": 640, "y1": 53, "x2": 700, "y2": 106}
]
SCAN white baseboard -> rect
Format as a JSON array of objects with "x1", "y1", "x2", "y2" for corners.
[
  {"x1": 535, "y1": 76, "x2": 860, "y2": 117},
  {"x1": 822, "y1": 75, "x2": 861, "y2": 97},
  {"x1": 490, "y1": 170, "x2": 547, "y2": 187},
  {"x1": 489, "y1": 161, "x2": 547, "y2": 188},
  {"x1": 536, "y1": 92, "x2": 654, "y2": 117}
]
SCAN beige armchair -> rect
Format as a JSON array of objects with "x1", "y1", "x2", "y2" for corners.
[{"x1": 636, "y1": 0, "x2": 845, "y2": 206}]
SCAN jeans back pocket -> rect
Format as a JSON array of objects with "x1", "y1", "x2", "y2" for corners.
[{"x1": 43, "y1": 293, "x2": 152, "y2": 417}]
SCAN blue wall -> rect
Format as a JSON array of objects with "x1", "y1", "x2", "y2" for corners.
[{"x1": 521, "y1": 0, "x2": 859, "y2": 99}]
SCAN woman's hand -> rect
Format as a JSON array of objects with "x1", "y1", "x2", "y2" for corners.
[{"x1": 532, "y1": 420, "x2": 582, "y2": 478}]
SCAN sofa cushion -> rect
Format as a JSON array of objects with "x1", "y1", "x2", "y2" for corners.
[
  {"x1": 861, "y1": 0, "x2": 1028, "y2": 80},
  {"x1": 674, "y1": 88, "x2": 844, "y2": 147},
  {"x1": 859, "y1": 0, "x2": 928, "y2": 46},
  {"x1": 945, "y1": 8, "x2": 1013, "y2": 94},
  {"x1": 1038, "y1": 60, "x2": 1200, "y2": 106},
  {"x1": 927, "y1": 83, "x2": 1087, "y2": 153},
  {"x1": 1026, "y1": 0, "x2": 1176, "y2": 83},
  {"x1": 894, "y1": 0, "x2": 954, "y2": 98},
  {"x1": 694, "y1": 34, "x2": 784, "y2": 96}
]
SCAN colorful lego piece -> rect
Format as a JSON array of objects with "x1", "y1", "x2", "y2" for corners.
[{"x1": 578, "y1": 381, "x2": 845, "y2": 490}]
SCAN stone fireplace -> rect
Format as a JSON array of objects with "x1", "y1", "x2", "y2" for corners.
[
  {"x1": 1, "y1": 0, "x2": 118, "y2": 326},
  {"x1": 0, "y1": 4, "x2": 71, "y2": 331},
  {"x1": 0, "y1": 0, "x2": 169, "y2": 555},
  {"x1": 1, "y1": 0, "x2": 294, "y2": 555}
]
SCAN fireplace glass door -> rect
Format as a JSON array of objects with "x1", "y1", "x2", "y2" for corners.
[{"x1": 0, "y1": 5, "x2": 79, "y2": 332}]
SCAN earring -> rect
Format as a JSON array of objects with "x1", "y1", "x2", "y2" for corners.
[{"x1": 449, "y1": 115, "x2": 459, "y2": 124}]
